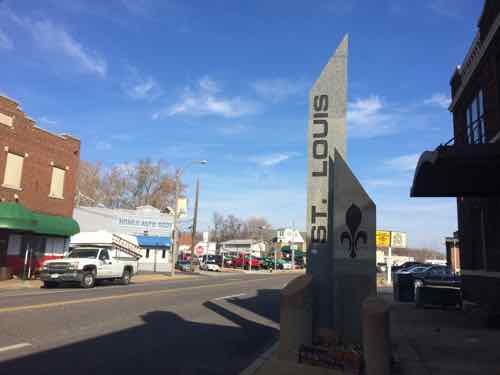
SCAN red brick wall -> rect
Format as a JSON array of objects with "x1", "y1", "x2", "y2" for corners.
[{"x1": 0, "y1": 95, "x2": 80, "y2": 218}]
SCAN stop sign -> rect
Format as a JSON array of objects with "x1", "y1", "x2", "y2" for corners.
[{"x1": 195, "y1": 246, "x2": 204, "y2": 256}]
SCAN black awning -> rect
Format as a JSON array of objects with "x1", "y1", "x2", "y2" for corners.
[{"x1": 411, "y1": 144, "x2": 500, "y2": 197}]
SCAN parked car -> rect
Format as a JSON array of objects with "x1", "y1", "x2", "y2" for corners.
[
  {"x1": 176, "y1": 260, "x2": 192, "y2": 272},
  {"x1": 392, "y1": 261, "x2": 425, "y2": 273},
  {"x1": 280, "y1": 261, "x2": 293, "y2": 270},
  {"x1": 232, "y1": 254, "x2": 261, "y2": 269},
  {"x1": 40, "y1": 247, "x2": 136, "y2": 288},
  {"x1": 412, "y1": 265, "x2": 460, "y2": 289},
  {"x1": 260, "y1": 257, "x2": 275, "y2": 269},
  {"x1": 200, "y1": 260, "x2": 221, "y2": 272},
  {"x1": 413, "y1": 266, "x2": 461, "y2": 309},
  {"x1": 395, "y1": 265, "x2": 459, "y2": 302}
]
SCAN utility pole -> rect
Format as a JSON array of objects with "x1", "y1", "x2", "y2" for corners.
[
  {"x1": 274, "y1": 244, "x2": 277, "y2": 272},
  {"x1": 190, "y1": 178, "x2": 200, "y2": 272},
  {"x1": 170, "y1": 171, "x2": 180, "y2": 277},
  {"x1": 169, "y1": 160, "x2": 208, "y2": 277},
  {"x1": 291, "y1": 220, "x2": 296, "y2": 270}
]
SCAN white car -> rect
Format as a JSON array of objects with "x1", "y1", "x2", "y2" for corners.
[
  {"x1": 281, "y1": 262, "x2": 293, "y2": 270},
  {"x1": 201, "y1": 261, "x2": 221, "y2": 272}
]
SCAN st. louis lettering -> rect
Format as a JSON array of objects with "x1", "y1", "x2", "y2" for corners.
[
  {"x1": 310, "y1": 205, "x2": 328, "y2": 243},
  {"x1": 310, "y1": 94, "x2": 329, "y2": 244},
  {"x1": 311, "y1": 94, "x2": 328, "y2": 177},
  {"x1": 311, "y1": 226, "x2": 327, "y2": 243}
]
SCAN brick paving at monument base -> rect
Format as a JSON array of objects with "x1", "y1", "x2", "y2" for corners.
[{"x1": 383, "y1": 290, "x2": 500, "y2": 375}]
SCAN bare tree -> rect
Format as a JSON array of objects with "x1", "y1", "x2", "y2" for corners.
[
  {"x1": 76, "y1": 160, "x2": 102, "y2": 205},
  {"x1": 246, "y1": 216, "x2": 272, "y2": 239},
  {"x1": 211, "y1": 212, "x2": 225, "y2": 245},
  {"x1": 211, "y1": 213, "x2": 272, "y2": 242},
  {"x1": 101, "y1": 165, "x2": 131, "y2": 209},
  {"x1": 77, "y1": 158, "x2": 183, "y2": 211}
]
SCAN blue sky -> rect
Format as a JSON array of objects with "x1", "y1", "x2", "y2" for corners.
[{"x1": 0, "y1": 0, "x2": 482, "y2": 250}]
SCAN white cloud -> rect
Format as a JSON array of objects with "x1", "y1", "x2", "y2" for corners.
[
  {"x1": 348, "y1": 96, "x2": 398, "y2": 138},
  {"x1": 153, "y1": 76, "x2": 257, "y2": 119},
  {"x1": 324, "y1": 0, "x2": 356, "y2": 14},
  {"x1": 0, "y1": 29, "x2": 13, "y2": 49},
  {"x1": 428, "y1": 0, "x2": 461, "y2": 18},
  {"x1": 424, "y1": 93, "x2": 451, "y2": 109},
  {"x1": 95, "y1": 141, "x2": 112, "y2": 151},
  {"x1": 39, "y1": 116, "x2": 57, "y2": 125},
  {"x1": 252, "y1": 78, "x2": 306, "y2": 102},
  {"x1": 250, "y1": 152, "x2": 299, "y2": 167},
  {"x1": 3, "y1": 8, "x2": 106, "y2": 77},
  {"x1": 384, "y1": 153, "x2": 420, "y2": 173},
  {"x1": 217, "y1": 124, "x2": 249, "y2": 136},
  {"x1": 31, "y1": 20, "x2": 107, "y2": 77},
  {"x1": 365, "y1": 179, "x2": 400, "y2": 188},
  {"x1": 123, "y1": 67, "x2": 161, "y2": 100},
  {"x1": 37, "y1": 116, "x2": 59, "y2": 130},
  {"x1": 121, "y1": 0, "x2": 150, "y2": 16}
]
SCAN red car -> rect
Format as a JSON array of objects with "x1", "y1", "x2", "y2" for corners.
[{"x1": 232, "y1": 254, "x2": 261, "y2": 269}]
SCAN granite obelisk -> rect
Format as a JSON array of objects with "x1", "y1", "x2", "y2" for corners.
[
  {"x1": 306, "y1": 35, "x2": 376, "y2": 344},
  {"x1": 306, "y1": 35, "x2": 348, "y2": 332}
]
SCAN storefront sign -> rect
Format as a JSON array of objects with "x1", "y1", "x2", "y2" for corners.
[
  {"x1": 391, "y1": 231, "x2": 407, "y2": 248},
  {"x1": 115, "y1": 216, "x2": 172, "y2": 236},
  {"x1": 376, "y1": 230, "x2": 391, "y2": 248}
]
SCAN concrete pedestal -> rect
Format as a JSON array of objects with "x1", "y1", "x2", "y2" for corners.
[
  {"x1": 278, "y1": 274, "x2": 313, "y2": 361},
  {"x1": 362, "y1": 297, "x2": 391, "y2": 375}
]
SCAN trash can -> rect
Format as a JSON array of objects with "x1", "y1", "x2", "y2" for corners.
[
  {"x1": 396, "y1": 274, "x2": 415, "y2": 302},
  {"x1": 392, "y1": 272, "x2": 399, "y2": 301}
]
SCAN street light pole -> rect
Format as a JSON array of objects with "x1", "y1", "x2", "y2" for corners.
[
  {"x1": 170, "y1": 170, "x2": 180, "y2": 277},
  {"x1": 291, "y1": 220, "x2": 296, "y2": 270},
  {"x1": 189, "y1": 178, "x2": 200, "y2": 272},
  {"x1": 170, "y1": 160, "x2": 207, "y2": 277}
]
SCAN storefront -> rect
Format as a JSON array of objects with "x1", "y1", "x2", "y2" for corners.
[
  {"x1": 74, "y1": 205, "x2": 174, "y2": 273},
  {"x1": 0, "y1": 202, "x2": 80, "y2": 277}
]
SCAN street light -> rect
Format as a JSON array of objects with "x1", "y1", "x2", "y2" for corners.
[{"x1": 171, "y1": 159, "x2": 208, "y2": 277}]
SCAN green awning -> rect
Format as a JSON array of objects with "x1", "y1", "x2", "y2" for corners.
[
  {"x1": 33, "y1": 213, "x2": 80, "y2": 237},
  {"x1": 0, "y1": 202, "x2": 37, "y2": 232},
  {"x1": 0, "y1": 202, "x2": 79, "y2": 237}
]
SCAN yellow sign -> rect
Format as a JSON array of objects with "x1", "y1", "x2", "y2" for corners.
[{"x1": 376, "y1": 230, "x2": 391, "y2": 248}]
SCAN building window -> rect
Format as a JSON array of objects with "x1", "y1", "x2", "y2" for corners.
[
  {"x1": 162, "y1": 249, "x2": 166, "y2": 258},
  {"x1": 146, "y1": 249, "x2": 150, "y2": 258},
  {"x1": 2, "y1": 152, "x2": 24, "y2": 189},
  {"x1": 49, "y1": 167, "x2": 66, "y2": 199},
  {"x1": 466, "y1": 90, "x2": 486, "y2": 144}
]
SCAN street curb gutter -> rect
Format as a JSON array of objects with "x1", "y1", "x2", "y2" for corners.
[{"x1": 239, "y1": 340, "x2": 279, "y2": 375}]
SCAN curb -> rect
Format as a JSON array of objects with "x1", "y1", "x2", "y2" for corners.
[{"x1": 239, "y1": 340, "x2": 279, "y2": 375}]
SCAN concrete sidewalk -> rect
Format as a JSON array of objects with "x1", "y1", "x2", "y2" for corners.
[{"x1": 389, "y1": 295, "x2": 500, "y2": 375}]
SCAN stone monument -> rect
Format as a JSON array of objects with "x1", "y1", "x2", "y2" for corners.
[{"x1": 306, "y1": 35, "x2": 376, "y2": 345}]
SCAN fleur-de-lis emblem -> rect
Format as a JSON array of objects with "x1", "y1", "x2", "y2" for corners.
[{"x1": 340, "y1": 204, "x2": 367, "y2": 259}]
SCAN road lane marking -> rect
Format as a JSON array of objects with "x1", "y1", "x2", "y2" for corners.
[
  {"x1": 0, "y1": 343, "x2": 32, "y2": 353},
  {"x1": 213, "y1": 293, "x2": 246, "y2": 301},
  {"x1": 0, "y1": 276, "x2": 208, "y2": 299},
  {"x1": 0, "y1": 276, "x2": 286, "y2": 314}
]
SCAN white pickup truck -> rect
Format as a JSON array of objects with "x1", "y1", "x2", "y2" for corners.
[{"x1": 40, "y1": 247, "x2": 138, "y2": 288}]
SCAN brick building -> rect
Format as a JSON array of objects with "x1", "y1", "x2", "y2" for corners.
[
  {"x1": 412, "y1": 0, "x2": 500, "y2": 315},
  {"x1": 0, "y1": 95, "x2": 80, "y2": 277}
]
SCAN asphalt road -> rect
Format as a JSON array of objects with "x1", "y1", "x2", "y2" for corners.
[{"x1": 0, "y1": 272, "x2": 299, "y2": 375}]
